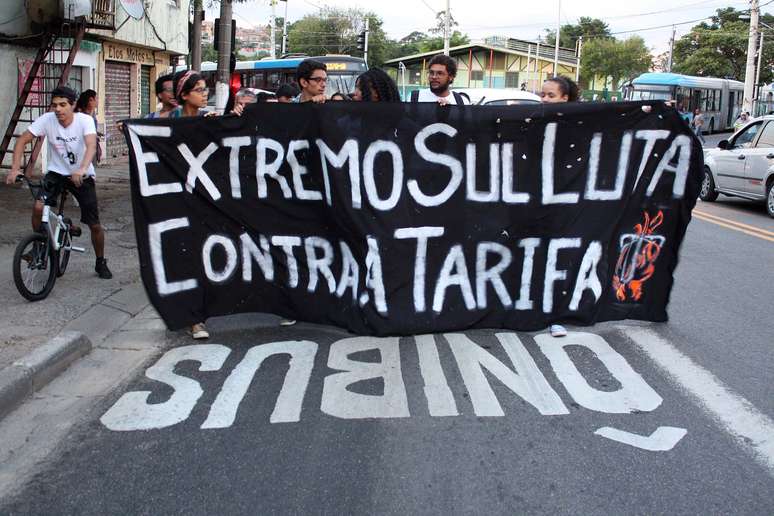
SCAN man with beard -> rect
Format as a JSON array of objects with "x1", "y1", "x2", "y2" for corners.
[{"x1": 410, "y1": 54, "x2": 467, "y2": 105}]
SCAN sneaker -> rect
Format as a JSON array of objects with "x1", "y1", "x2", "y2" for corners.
[
  {"x1": 550, "y1": 324, "x2": 567, "y2": 337},
  {"x1": 95, "y1": 257, "x2": 113, "y2": 279},
  {"x1": 279, "y1": 318, "x2": 297, "y2": 326},
  {"x1": 191, "y1": 323, "x2": 209, "y2": 339}
]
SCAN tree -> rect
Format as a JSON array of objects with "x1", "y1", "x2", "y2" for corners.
[
  {"x1": 383, "y1": 30, "x2": 470, "y2": 61},
  {"x1": 428, "y1": 10, "x2": 459, "y2": 35},
  {"x1": 582, "y1": 36, "x2": 651, "y2": 91},
  {"x1": 286, "y1": 7, "x2": 391, "y2": 67},
  {"x1": 673, "y1": 7, "x2": 774, "y2": 83},
  {"x1": 545, "y1": 17, "x2": 611, "y2": 48}
]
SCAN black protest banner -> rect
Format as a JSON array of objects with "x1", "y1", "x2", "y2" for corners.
[{"x1": 125, "y1": 101, "x2": 702, "y2": 336}]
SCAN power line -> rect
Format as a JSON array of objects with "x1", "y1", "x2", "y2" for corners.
[
  {"x1": 420, "y1": 0, "x2": 439, "y2": 15},
  {"x1": 461, "y1": 0, "x2": 748, "y2": 31}
]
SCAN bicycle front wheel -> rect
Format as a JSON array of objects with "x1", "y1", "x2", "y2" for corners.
[{"x1": 13, "y1": 232, "x2": 57, "y2": 301}]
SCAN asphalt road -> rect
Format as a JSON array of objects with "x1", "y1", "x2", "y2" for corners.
[{"x1": 2, "y1": 130, "x2": 773, "y2": 514}]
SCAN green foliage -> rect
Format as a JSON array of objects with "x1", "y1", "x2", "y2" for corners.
[
  {"x1": 286, "y1": 7, "x2": 391, "y2": 67},
  {"x1": 673, "y1": 7, "x2": 774, "y2": 83},
  {"x1": 545, "y1": 17, "x2": 612, "y2": 48},
  {"x1": 201, "y1": 42, "x2": 217, "y2": 62},
  {"x1": 582, "y1": 36, "x2": 651, "y2": 90},
  {"x1": 285, "y1": 8, "x2": 469, "y2": 67}
]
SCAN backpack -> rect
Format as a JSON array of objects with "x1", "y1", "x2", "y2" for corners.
[{"x1": 410, "y1": 89, "x2": 466, "y2": 105}]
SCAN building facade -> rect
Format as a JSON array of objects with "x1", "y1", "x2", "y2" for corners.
[
  {"x1": 0, "y1": 0, "x2": 189, "y2": 164},
  {"x1": 384, "y1": 37, "x2": 579, "y2": 98}
]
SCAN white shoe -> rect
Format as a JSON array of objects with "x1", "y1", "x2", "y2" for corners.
[
  {"x1": 191, "y1": 322, "x2": 209, "y2": 339},
  {"x1": 549, "y1": 324, "x2": 567, "y2": 337},
  {"x1": 279, "y1": 318, "x2": 297, "y2": 326}
]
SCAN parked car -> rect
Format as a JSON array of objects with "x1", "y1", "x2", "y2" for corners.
[
  {"x1": 702, "y1": 115, "x2": 774, "y2": 217},
  {"x1": 453, "y1": 88, "x2": 541, "y2": 106}
]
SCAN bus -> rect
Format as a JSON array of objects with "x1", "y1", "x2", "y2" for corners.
[
  {"x1": 198, "y1": 54, "x2": 367, "y2": 102},
  {"x1": 625, "y1": 72, "x2": 744, "y2": 132}
]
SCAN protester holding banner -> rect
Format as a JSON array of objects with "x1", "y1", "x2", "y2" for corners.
[
  {"x1": 171, "y1": 70, "x2": 213, "y2": 119},
  {"x1": 351, "y1": 68, "x2": 401, "y2": 102},
  {"x1": 540, "y1": 75, "x2": 580, "y2": 103},
  {"x1": 410, "y1": 54, "x2": 467, "y2": 105},
  {"x1": 292, "y1": 59, "x2": 328, "y2": 104},
  {"x1": 540, "y1": 75, "x2": 581, "y2": 338},
  {"x1": 170, "y1": 70, "x2": 212, "y2": 338}
]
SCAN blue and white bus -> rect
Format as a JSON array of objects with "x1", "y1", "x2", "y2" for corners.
[
  {"x1": 625, "y1": 72, "x2": 744, "y2": 132},
  {"x1": 198, "y1": 54, "x2": 367, "y2": 100}
]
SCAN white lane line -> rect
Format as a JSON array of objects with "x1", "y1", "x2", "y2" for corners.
[{"x1": 626, "y1": 327, "x2": 774, "y2": 475}]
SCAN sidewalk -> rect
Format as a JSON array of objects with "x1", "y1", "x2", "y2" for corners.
[
  {"x1": 0, "y1": 162, "x2": 152, "y2": 416},
  {"x1": 0, "y1": 163, "x2": 137, "y2": 366}
]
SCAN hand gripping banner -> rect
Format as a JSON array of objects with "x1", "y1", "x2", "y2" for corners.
[{"x1": 124, "y1": 101, "x2": 702, "y2": 336}]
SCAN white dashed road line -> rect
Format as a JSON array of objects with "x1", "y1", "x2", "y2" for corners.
[{"x1": 626, "y1": 327, "x2": 774, "y2": 476}]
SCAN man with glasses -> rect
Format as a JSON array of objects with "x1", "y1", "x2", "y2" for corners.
[
  {"x1": 293, "y1": 59, "x2": 328, "y2": 104},
  {"x1": 145, "y1": 74, "x2": 178, "y2": 119},
  {"x1": 410, "y1": 54, "x2": 467, "y2": 105}
]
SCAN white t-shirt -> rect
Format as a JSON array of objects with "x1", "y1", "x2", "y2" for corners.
[
  {"x1": 27, "y1": 112, "x2": 97, "y2": 177},
  {"x1": 416, "y1": 89, "x2": 466, "y2": 104}
]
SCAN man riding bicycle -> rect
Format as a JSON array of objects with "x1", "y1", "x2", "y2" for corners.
[{"x1": 5, "y1": 85, "x2": 112, "y2": 279}]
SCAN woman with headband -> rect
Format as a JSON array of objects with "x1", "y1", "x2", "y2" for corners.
[
  {"x1": 171, "y1": 70, "x2": 214, "y2": 339},
  {"x1": 540, "y1": 75, "x2": 580, "y2": 338}
]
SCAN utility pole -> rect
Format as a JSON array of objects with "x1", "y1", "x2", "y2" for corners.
[
  {"x1": 667, "y1": 25, "x2": 675, "y2": 72},
  {"x1": 756, "y1": 31, "x2": 764, "y2": 103},
  {"x1": 743, "y1": 0, "x2": 759, "y2": 113},
  {"x1": 553, "y1": 0, "x2": 561, "y2": 76},
  {"x1": 215, "y1": 0, "x2": 233, "y2": 114},
  {"x1": 282, "y1": 0, "x2": 288, "y2": 55},
  {"x1": 364, "y1": 17, "x2": 370, "y2": 65},
  {"x1": 535, "y1": 37, "x2": 541, "y2": 91},
  {"x1": 575, "y1": 36, "x2": 582, "y2": 83},
  {"x1": 191, "y1": 0, "x2": 203, "y2": 71},
  {"x1": 270, "y1": 0, "x2": 277, "y2": 59},
  {"x1": 443, "y1": 0, "x2": 451, "y2": 56}
]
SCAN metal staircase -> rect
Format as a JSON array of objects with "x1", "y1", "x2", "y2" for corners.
[{"x1": 0, "y1": 23, "x2": 86, "y2": 175}]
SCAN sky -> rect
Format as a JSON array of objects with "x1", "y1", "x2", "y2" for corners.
[{"x1": 207, "y1": 0, "x2": 773, "y2": 56}]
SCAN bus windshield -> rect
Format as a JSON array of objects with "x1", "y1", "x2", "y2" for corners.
[
  {"x1": 326, "y1": 73, "x2": 358, "y2": 96},
  {"x1": 629, "y1": 89, "x2": 672, "y2": 101}
]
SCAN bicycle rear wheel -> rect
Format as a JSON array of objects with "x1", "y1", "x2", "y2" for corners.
[{"x1": 13, "y1": 232, "x2": 57, "y2": 301}]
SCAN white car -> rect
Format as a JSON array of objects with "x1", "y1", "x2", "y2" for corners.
[
  {"x1": 702, "y1": 115, "x2": 774, "y2": 217},
  {"x1": 453, "y1": 88, "x2": 541, "y2": 106}
]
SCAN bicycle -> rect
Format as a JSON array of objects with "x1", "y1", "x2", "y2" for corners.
[{"x1": 12, "y1": 176, "x2": 85, "y2": 301}]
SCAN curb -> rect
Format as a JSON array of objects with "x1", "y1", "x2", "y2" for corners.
[
  {"x1": 0, "y1": 332, "x2": 91, "y2": 420},
  {"x1": 0, "y1": 282, "x2": 150, "y2": 421}
]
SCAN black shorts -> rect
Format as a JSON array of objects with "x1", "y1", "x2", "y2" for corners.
[{"x1": 41, "y1": 172, "x2": 100, "y2": 226}]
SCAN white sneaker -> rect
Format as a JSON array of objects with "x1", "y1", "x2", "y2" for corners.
[
  {"x1": 549, "y1": 324, "x2": 567, "y2": 337},
  {"x1": 279, "y1": 318, "x2": 297, "y2": 326},
  {"x1": 191, "y1": 322, "x2": 209, "y2": 339}
]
